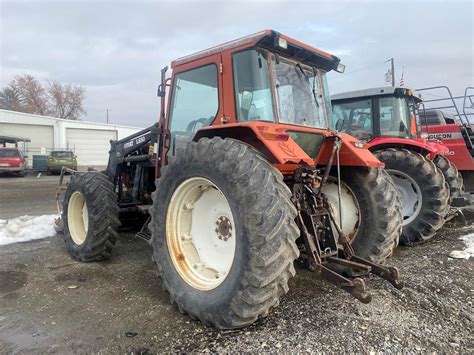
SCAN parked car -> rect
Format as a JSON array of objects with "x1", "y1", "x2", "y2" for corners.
[
  {"x1": 0, "y1": 147, "x2": 27, "y2": 177},
  {"x1": 47, "y1": 150, "x2": 77, "y2": 174}
]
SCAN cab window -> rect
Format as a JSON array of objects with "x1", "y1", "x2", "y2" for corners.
[
  {"x1": 379, "y1": 97, "x2": 410, "y2": 137},
  {"x1": 331, "y1": 99, "x2": 373, "y2": 140},
  {"x1": 169, "y1": 64, "x2": 219, "y2": 136},
  {"x1": 232, "y1": 49, "x2": 275, "y2": 122}
]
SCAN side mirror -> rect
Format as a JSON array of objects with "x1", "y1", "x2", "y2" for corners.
[
  {"x1": 157, "y1": 66, "x2": 168, "y2": 97},
  {"x1": 157, "y1": 84, "x2": 166, "y2": 97}
]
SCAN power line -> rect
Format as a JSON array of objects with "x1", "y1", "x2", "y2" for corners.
[{"x1": 330, "y1": 61, "x2": 388, "y2": 81}]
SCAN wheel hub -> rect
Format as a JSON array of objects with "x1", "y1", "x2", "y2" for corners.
[
  {"x1": 321, "y1": 180, "x2": 361, "y2": 241},
  {"x1": 67, "y1": 191, "x2": 88, "y2": 245},
  {"x1": 215, "y1": 216, "x2": 232, "y2": 241},
  {"x1": 386, "y1": 169, "x2": 422, "y2": 226},
  {"x1": 166, "y1": 177, "x2": 236, "y2": 291}
]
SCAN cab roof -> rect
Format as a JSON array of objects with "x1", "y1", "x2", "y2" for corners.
[
  {"x1": 172, "y1": 29, "x2": 341, "y2": 72},
  {"x1": 332, "y1": 86, "x2": 421, "y2": 102}
]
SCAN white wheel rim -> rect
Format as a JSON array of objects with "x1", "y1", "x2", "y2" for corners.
[
  {"x1": 321, "y1": 180, "x2": 361, "y2": 240},
  {"x1": 386, "y1": 169, "x2": 422, "y2": 226},
  {"x1": 166, "y1": 177, "x2": 236, "y2": 291},
  {"x1": 68, "y1": 191, "x2": 88, "y2": 245}
]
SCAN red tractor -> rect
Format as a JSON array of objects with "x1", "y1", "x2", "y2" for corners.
[
  {"x1": 416, "y1": 86, "x2": 474, "y2": 195},
  {"x1": 59, "y1": 30, "x2": 403, "y2": 328},
  {"x1": 331, "y1": 87, "x2": 461, "y2": 245}
]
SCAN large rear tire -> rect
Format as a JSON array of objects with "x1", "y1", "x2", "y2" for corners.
[
  {"x1": 63, "y1": 172, "x2": 120, "y2": 261},
  {"x1": 374, "y1": 148, "x2": 449, "y2": 245},
  {"x1": 322, "y1": 167, "x2": 402, "y2": 263},
  {"x1": 433, "y1": 154, "x2": 465, "y2": 201},
  {"x1": 149, "y1": 137, "x2": 300, "y2": 329}
]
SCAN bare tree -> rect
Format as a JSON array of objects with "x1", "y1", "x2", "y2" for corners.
[
  {"x1": 11, "y1": 75, "x2": 48, "y2": 115},
  {"x1": 47, "y1": 80, "x2": 86, "y2": 120},
  {"x1": 0, "y1": 74, "x2": 86, "y2": 120},
  {"x1": 0, "y1": 84, "x2": 23, "y2": 111}
]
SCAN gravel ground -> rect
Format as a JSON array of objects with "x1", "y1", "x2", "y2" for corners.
[{"x1": 0, "y1": 176, "x2": 473, "y2": 353}]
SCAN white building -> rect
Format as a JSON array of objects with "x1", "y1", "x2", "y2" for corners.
[{"x1": 0, "y1": 109, "x2": 143, "y2": 167}]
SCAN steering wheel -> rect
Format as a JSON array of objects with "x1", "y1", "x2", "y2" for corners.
[{"x1": 186, "y1": 117, "x2": 212, "y2": 133}]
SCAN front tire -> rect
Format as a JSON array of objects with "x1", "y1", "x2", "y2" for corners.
[
  {"x1": 63, "y1": 172, "x2": 120, "y2": 261},
  {"x1": 150, "y1": 137, "x2": 300, "y2": 329},
  {"x1": 374, "y1": 148, "x2": 449, "y2": 245}
]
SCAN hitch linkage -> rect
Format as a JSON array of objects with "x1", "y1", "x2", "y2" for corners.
[{"x1": 292, "y1": 161, "x2": 403, "y2": 304}]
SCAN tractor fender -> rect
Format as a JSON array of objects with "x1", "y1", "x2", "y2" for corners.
[
  {"x1": 316, "y1": 132, "x2": 384, "y2": 168},
  {"x1": 367, "y1": 137, "x2": 448, "y2": 159},
  {"x1": 193, "y1": 123, "x2": 315, "y2": 166},
  {"x1": 194, "y1": 124, "x2": 383, "y2": 169}
]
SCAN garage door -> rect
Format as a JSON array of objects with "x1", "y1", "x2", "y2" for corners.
[
  {"x1": 0, "y1": 123, "x2": 54, "y2": 165},
  {"x1": 66, "y1": 128, "x2": 117, "y2": 167}
]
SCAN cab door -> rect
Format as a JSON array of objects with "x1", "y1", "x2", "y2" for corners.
[{"x1": 162, "y1": 54, "x2": 223, "y2": 162}]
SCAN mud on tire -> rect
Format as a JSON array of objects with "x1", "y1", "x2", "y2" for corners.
[
  {"x1": 374, "y1": 148, "x2": 449, "y2": 245},
  {"x1": 63, "y1": 172, "x2": 120, "y2": 261},
  {"x1": 149, "y1": 137, "x2": 300, "y2": 329}
]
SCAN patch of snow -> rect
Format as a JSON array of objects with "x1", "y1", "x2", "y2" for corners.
[
  {"x1": 0, "y1": 214, "x2": 58, "y2": 246},
  {"x1": 449, "y1": 232, "x2": 474, "y2": 260}
]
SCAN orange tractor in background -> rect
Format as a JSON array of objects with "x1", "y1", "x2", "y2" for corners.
[{"x1": 59, "y1": 30, "x2": 403, "y2": 329}]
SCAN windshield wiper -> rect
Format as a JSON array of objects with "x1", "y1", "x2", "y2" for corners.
[{"x1": 296, "y1": 63, "x2": 319, "y2": 108}]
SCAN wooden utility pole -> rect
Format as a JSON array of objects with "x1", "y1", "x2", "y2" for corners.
[{"x1": 385, "y1": 58, "x2": 395, "y2": 86}]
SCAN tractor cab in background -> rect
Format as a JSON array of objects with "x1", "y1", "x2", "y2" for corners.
[
  {"x1": 331, "y1": 87, "x2": 422, "y2": 142},
  {"x1": 331, "y1": 86, "x2": 463, "y2": 245}
]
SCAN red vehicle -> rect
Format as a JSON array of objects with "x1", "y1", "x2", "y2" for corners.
[
  {"x1": 416, "y1": 86, "x2": 474, "y2": 194},
  {"x1": 331, "y1": 87, "x2": 460, "y2": 245},
  {"x1": 0, "y1": 147, "x2": 27, "y2": 177}
]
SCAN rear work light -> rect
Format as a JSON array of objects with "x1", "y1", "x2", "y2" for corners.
[
  {"x1": 336, "y1": 63, "x2": 346, "y2": 73},
  {"x1": 277, "y1": 37, "x2": 288, "y2": 49}
]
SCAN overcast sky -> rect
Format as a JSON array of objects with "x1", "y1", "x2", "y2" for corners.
[{"x1": 1, "y1": 0, "x2": 473, "y2": 127}]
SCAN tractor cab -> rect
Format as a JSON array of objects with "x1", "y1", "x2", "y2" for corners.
[
  {"x1": 330, "y1": 87, "x2": 421, "y2": 141},
  {"x1": 157, "y1": 30, "x2": 380, "y2": 169}
]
